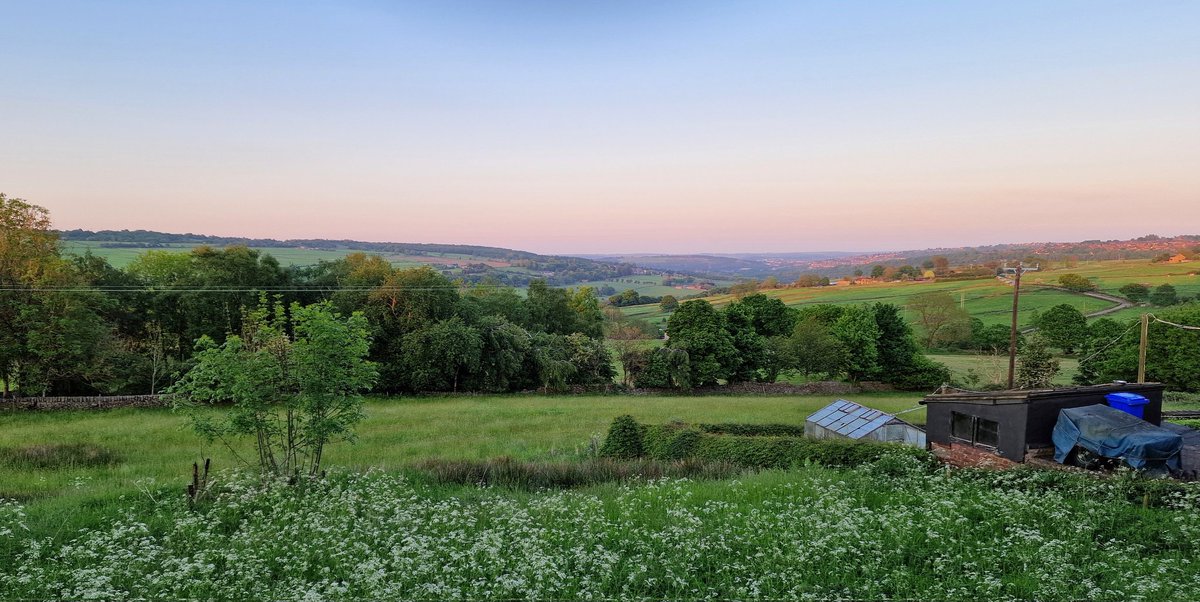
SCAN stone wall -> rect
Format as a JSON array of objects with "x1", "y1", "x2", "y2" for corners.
[{"x1": 1, "y1": 395, "x2": 170, "y2": 411}]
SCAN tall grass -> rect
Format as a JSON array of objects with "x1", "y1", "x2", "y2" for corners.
[{"x1": 415, "y1": 456, "x2": 745, "y2": 489}]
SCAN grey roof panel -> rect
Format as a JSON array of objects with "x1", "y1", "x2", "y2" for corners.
[{"x1": 806, "y1": 399, "x2": 904, "y2": 438}]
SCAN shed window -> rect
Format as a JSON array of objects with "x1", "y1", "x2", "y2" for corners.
[{"x1": 950, "y1": 411, "x2": 1000, "y2": 449}]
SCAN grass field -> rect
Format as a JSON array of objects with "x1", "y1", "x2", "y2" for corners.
[
  {"x1": 5, "y1": 394, "x2": 1200, "y2": 599},
  {"x1": 927, "y1": 353, "x2": 1080, "y2": 388},
  {"x1": 1029, "y1": 260, "x2": 1200, "y2": 299},
  {"x1": 0, "y1": 393, "x2": 923, "y2": 537},
  {"x1": 622, "y1": 278, "x2": 1113, "y2": 330}
]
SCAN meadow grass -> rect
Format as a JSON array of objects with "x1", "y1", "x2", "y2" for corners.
[
  {"x1": 3, "y1": 461, "x2": 1198, "y2": 600},
  {"x1": 0, "y1": 393, "x2": 923, "y2": 543},
  {"x1": 1031, "y1": 260, "x2": 1200, "y2": 299}
]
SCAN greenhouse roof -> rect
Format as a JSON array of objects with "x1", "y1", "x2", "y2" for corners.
[{"x1": 806, "y1": 399, "x2": 904, "y2": 439}]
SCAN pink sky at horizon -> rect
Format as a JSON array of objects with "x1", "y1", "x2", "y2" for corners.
[{"x1": 4, "y1": 2, "x2": 1198, "y2": 255}]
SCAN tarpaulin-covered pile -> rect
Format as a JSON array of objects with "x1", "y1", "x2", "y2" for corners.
[{"x1": 1053, "y1": 404, "x2": 1183, "y2": 470}]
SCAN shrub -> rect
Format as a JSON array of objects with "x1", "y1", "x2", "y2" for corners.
[
  {"x1": 889, "y1": 354, "x2": 952, "y2": 391},
  {"x1": 598, "y1": 415, "x2": 645, "y2": 459}
]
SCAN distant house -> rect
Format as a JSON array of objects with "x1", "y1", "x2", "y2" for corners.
[
  {"x1": 805, "y1": 399, "x2": 926, "y2": 448},
  {"x1": 920, "y1": 383, "x2": 1165, "y2": 467}
]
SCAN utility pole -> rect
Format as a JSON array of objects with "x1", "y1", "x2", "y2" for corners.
[
  {"x1": 1006, "y1": 262, "x2": 1023, "y2": 390},
  {"x1": 1138, "y1": 313, "x2": 1149, "y2": 383}
]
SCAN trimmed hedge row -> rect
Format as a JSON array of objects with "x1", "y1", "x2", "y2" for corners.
[
  {"x1": 697, "y1": 423, "x2": 806, "y2": 437},
  {"x1": 601, "y1": 416, "x2": 931, "y2": 469}
]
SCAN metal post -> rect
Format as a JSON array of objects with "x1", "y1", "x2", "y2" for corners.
[
  {"x1": 1138, "y1": 313, "x2": 1149, "y2": 383},
  {"x1": 1007, "y1": 263, "x2": 1022, "y2": 390}
]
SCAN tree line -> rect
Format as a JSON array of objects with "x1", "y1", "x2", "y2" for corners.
[
  {"x1": 619, "y1": 295, "x2": 951, "y2": 391},
  {"x1": 1, "y1": 194, "x2": 613, "y2": 397}
]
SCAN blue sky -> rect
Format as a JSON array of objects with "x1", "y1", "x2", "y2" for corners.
[{"x1": 2, "y1": 1, "x2": 1198, "y2": 253}]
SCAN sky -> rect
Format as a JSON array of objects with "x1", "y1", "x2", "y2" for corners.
[{"x1": 2, "y1": 1, "x2": 1198, "y2": 254}]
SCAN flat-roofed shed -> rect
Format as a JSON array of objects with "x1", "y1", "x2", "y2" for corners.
[{"x1": 920, "y1": 383, "x2": 1165, "y2": 462}]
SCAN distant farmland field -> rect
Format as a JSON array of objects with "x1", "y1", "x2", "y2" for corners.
[
  {"x1": 576, "y1": 274, "x2": 732, "y2": 298},
  {"x1": 622, "y1": 278, "x2": 1113, "y2": 330},
  {"x1": 60, "y1": 240, "x2": 495, "y2": 270}
]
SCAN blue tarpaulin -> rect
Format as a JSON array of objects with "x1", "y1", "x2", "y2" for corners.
[{"x1": 1053, "y1": 404, "x2": 1183, "y2": 470}]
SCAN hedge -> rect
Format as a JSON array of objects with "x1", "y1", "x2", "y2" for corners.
[
  {"x1": 697, "y1": 423, "x2": 807, "y2": 437},
  {"x1": 601, "y1": 418, "x2": 932, "y2": 469}
]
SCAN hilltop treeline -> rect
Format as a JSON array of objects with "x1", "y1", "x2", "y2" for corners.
[{"x1": 57, "y1": 228, "x2": 642, "y2": 287}]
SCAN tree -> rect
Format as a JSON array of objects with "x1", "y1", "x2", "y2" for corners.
[
  {"x1": 1083, "y1": 304, "x2": 1200, "y2": 392},
  {"x1": 970, "y1": 320, "x2": 1018, "y2": 354},
  {"x1": 1057, "y1": 273, "x2": 1097, "y2": 292},
  {"x1": 761, "y1": 276, "x2": 780, "y2": 289},
  {"x1": 870, "y1": 265, "x2": 886, "y2": 279},
  {"x1": 794, "y1": 274, "x2": 824, "y2": 288},
  {"x1": 908, "y1": 291, "x2": 971, "y2": 348},
  {"x1": 1074, "y1": 318, "x2": 1126, "y2": 385},
  {"x1": 872, "y1": 303, "x2": 949, "y2": 389},
  {"x1": 470, "y1": 315, "x2": 531, "y2": 392},
  {"x1": 666, "y1": 300, "x2": 736, "y2": 386},
  {"x1": 0, "y1": 195, "x2": 116, "y2": 397},
  {"x1": 0, "y1": 194, "x2": 58, "y2": 395},
  {"x1": 1033, "y1": 304, "x2": 1088, "y2": 354},
  {"x1": 785, "y1": 319, "x2": 846, "y2": 379},
  {"x1": 567, "y1": 287, "x2": 605, "y2": 339},
  {"x1": 171, "y1": 299, "x2": 378, "y2": 477},
  {"x1": 659, "y1": 295, "x2": 679, "y2": 312},
  {"x1": 402, "y1": 317, "x2": 482, "y2": 392},
  {"x1": 1149, "y1": 284, "x2": 1178, "y2": 306},
  {"x1": 729, "y1": 280, "x2": 760, "y2": 298},
  {"x1": 1119, "y1": 283, "x2": 1150, "y2": 303},
  {"x1": 721, "y1": 303, "x2": 766, "y2": 383},
  {"x1": 728, "y1": 293, "x2": 797, "y2": 337},
  {"x1": 1016, "y1": 334, "x2": 1060, "y2": 389},
  {"x1": 932, "y1": 256, "x2": 950, "y2": 274},
  {"x1": 831, "y1": 306, "x2": 880, "y2": 381}
]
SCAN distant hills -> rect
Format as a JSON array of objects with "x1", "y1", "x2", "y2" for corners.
[
  {"x1": 58, "y1": 229, "x2": 1200, "y2": 284},
  {"x1": 576, "y1": 235, "x2": 1200, "y2": 281}
]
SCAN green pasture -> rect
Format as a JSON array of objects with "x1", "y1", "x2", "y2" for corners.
[
  {"x1": 0, "y1": 393, "x2": 921, "y2": 536},
  {"x1": 622, "y1": 278, "x2": 1113, "y2": 329},
  {"x1": 1029, "y1": 260, "x2": 1200, "y2": 299},
  {"x1": 926, "y1": 353, "x2": 1080, "y2": 388}
]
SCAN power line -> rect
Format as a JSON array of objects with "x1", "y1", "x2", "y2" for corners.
[{"x1": 1149, "y1": 314, "x2": 1200, "y2": 332}]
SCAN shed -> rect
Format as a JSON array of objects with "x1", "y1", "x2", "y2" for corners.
[
  {"x1": 921, "y1": 383, "x2": 1166, "y2": 464},
  {"x1": 805, "y1": 399, "x2": 926, "y2": 448}
]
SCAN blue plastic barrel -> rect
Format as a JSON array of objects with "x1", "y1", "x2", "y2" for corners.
[{"x1": 1105, "y1": 392, "x2": 1149, "y2": 420}]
